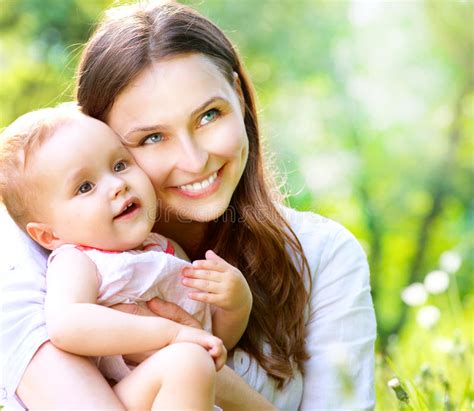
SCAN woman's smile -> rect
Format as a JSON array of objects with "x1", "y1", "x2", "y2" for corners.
[{"x1": 171, "y1": 167, "x2": 223, "y2": 199}]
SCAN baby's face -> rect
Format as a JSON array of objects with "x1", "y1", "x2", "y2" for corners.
[{"x1": 31, "y1": 115, "x2": 157, "y2": 251}]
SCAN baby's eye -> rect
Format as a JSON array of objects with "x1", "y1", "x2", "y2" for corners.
[
  {"x1": 77, "y1": 181, "x2": 94, "y2": 194},
  {"x1": 114, "y1": 161, "x2": 127, "y2": 172},
  {"x1": 142, "y1": 133, "x2": 164, "y2": 145},
  {"x1": 199, "y1": 108, "x2": 220, "y2": 126}
]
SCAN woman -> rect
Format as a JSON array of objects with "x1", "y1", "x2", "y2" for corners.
[{"x1": 1, "y1": 1, "x2": 376, "y2": 410}]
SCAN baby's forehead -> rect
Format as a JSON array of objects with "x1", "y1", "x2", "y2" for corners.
[
  {"x1": 50, "y1": 116, "x2": 120, "y2": 145},
  {"x1": 54, "y1": 113, "x2": 104, "y2": 133},
  {"x1": 37, "y1": 117, "x2": 125, "y2": 163}
]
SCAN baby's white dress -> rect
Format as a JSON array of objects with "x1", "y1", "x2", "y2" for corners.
[{"x1": 47, "y1": 232, "x2": 212, "y2": 381}]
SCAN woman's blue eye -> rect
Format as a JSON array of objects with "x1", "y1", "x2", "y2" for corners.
[
  {"x1": 200, "y1": 109, "x2": 220, "y2": 126},
  {"x1": 114, "y1": 161, "x2": 127, "y2": 172},
  {"x1": 78, "y1": 181, "x2": 94, "y2": 194},
  {"x1": 142, "y1": 133, "x2": 164, "y2": 145}
]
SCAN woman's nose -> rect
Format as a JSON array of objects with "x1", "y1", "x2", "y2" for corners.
[{"x1": 176, "y1": 134, "x2": 209, "y2": 173}]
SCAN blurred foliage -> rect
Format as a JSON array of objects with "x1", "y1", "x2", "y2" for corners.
[{"x1": 1, "y1": 0, "x2": 472, "y2": 408}]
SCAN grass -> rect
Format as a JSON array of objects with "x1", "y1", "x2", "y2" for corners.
[{"x1": 375, "y1": 290, "x2": 473, "y2": 410}]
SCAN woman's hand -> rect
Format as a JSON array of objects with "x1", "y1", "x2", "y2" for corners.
[
  {"x1": 147, "y1": 298, "x2": 203, "y2": 329},
  {"x1": 112, "y1": 297, "x2": 203, "y2": 329},
  {"x1": 182, "y1": 250, "x2": 252, "y2": 315}
]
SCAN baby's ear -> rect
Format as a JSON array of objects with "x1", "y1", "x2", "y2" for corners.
[{"x1": 26, "y1": 222, "x2": 62, "y2": 251}]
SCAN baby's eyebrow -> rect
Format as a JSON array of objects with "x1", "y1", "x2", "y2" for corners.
[
  {"x1": 65, "y1": 167, "x2": 87, "y2": 187},
  {"x1": 121, "y1": 96, "x2": 227, "y2": 143}
]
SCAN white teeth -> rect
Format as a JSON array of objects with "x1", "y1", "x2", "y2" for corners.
[{"x1": 178, "y1": 172, "x2": 218, "y2": 192}]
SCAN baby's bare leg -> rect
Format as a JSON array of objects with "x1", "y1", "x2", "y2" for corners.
[
  {"x1": 113, "y1": 342, "x2": 216, "y2": 410},
  {"x1": 18, "y1": 342, "x2": 125, "y2": 409}
]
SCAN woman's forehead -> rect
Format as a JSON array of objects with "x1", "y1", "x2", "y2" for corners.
[
  {"x1": 107, "y1": 54, "x2": 237, "y2": 132},
  {"x1": 126, "y1": 54, "x2": 230, "y2": 98}
]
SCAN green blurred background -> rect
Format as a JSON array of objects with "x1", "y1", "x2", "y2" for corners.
[{"x1": 1, "y1": 0, "x2": 472, "y2": 408}]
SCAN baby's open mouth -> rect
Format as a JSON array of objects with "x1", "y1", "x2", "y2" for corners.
[{"x1": 114, "y1": 201, "x2": 139, "y2": 219}]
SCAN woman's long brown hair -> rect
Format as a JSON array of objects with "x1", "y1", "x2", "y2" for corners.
[{"x1": 76, "y1": 0, "x2": 311, "y2": 388}]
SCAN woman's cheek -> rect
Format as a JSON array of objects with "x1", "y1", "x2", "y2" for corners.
[
  {"x1": 214, "y1": 120, "x2": 248, "y2": 158},
  {"x1": 148, "y1": 169, "x2": 169, "y2": 195},
  {"x1": 131, "y1": 150, "x2": 168, "y2": 190}
]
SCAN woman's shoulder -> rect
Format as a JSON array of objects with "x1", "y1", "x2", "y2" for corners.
[
  {"x1": 279, "y1": 205, "x2": 369, "y2": 284},
  {"x1": 281, "y1": 206, "x2": 376, "y2": 410},
  {"x1": 0, "y1": 206, "x2": 49, "y2": 269},
  {"x1": 279, "y1": 204, "x2": 362, "y2": 256},
  {"x1": 279, "y1": 204, "x2": 344, "y2": 236}
]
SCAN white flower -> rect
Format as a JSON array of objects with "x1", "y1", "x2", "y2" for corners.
[
  {"x1": 387, "y1": 376, "x2": 409, "y2": 402},
  {"x1": 439, "y1": 251, "x2": 462, "y2": 273},
  {"x1": 424, "y1": 270, "x2": 450, "y2": 294},
  {"x1": 401, "y1": 283, "x2": 427, "y2": 306},
  {"x1": 433, "y1": 337, "x2": 454, "y2": 353},
  {"x1": 387, "y1": 377, "x2": 400, "y2": 388},
  {"x1": 417, "y1": 305, "x2": 440, "y2": 329}
]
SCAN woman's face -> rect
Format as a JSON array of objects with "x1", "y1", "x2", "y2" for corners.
[{"x1": 107, "y1": 53, "x2": 249, "y2": 224}]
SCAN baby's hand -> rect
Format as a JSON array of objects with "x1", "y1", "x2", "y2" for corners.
[
  {"x1": 173, "y1": 325, "x2": 227, "y2": 370},
  {"x1": 182, "y1": 250, "x2": 252, "y2": 315}
]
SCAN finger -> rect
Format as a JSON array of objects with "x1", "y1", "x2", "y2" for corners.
[
  {"x1": 191, "y1": 260, "x2": 224, "y2": 271},
  {"x1": 205, "y1": 249, "x2": 223, "y2": 261},
  {"x1": 215, "y1": 351, "x2": 227, "y2": 371},
  {"x1": 210, "y1": 342, "x2": 227, "y2": 370},
  {"x1": 188, "y1": 292, "x2": 222, "y2": 305},
  {"x1": 182, "y1": 268, "x2": 223, "y2": 282},
  {"x1": 207, "y1": 338, "x2": 220, "y2": 354},
  {"x1": 146, "y1": 298, "x2": 203, "y2": 329},
  {"x1": 182, "y1": 277, "x2": 221, "y2": 293},
  {"x1": 112, "y1": 302, "x2": 155, "y2": 317},
  {"x1": 192, "y1": 254, "x2": 227, "y2": 271}
]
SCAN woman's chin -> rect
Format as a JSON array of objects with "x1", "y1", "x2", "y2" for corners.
[
  {"x1": 190, "y1": 204, "x2": 231, "y2": 223},
  {"x1": 167, "y1": 202, "x2": 230, "y2": 224}
]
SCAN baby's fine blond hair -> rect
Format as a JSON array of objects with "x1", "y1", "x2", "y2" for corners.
[{"x1": 0, "y1": 103, "x2": 82, "y2": 230}]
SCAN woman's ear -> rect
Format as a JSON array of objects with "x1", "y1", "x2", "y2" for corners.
[
  {"x1": 26, "y1": 222, "x2": 62, "y2": 251},
  {"x1": 233, "y1": 72, "x2": 245, "y2": 116}
]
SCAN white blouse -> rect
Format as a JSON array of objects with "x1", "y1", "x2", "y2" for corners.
[{"x1": 0, "y1": 205, "x2": 376, "y2": 410}]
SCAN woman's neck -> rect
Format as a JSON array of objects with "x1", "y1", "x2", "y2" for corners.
[{"x1": 152, "y1": 219, "x2": 207, "y2": 260}]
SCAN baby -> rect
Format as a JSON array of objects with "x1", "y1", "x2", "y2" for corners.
[{"x1": 0, "y1": 105, "x2": 253, "y2": 410}]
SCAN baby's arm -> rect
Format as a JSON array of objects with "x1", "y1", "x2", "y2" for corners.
[
  {"x1": 182, "y1": 250, "x2": 252, "y2": 349},
  {"x1": 45, "y1": 247, "x2": 225, "y2": 366}
]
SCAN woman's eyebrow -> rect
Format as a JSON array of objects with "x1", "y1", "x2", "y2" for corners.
[
  {"x1": 121, "y1": 96, "x2": 227, "y2": 141},
  {"x1": 122, "y1": 124, "x2": 166, "y2": 143},
  {"x1": 189, "y1": 96, "x2": 226, "y2": 117}
]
